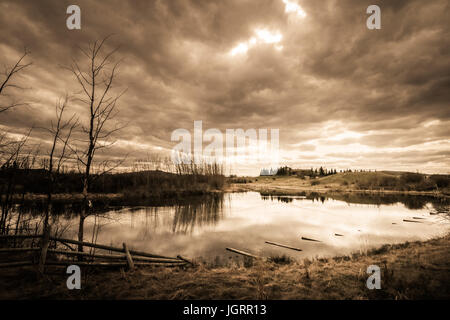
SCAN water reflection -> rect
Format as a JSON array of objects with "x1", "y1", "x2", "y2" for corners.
[
  {"x1": 6, "y1": 192, "x2": 450, "y2": 265},
  {"x1": 172, "y1": 194, "x2": 224, "y2": 233},
  {"x1": 262, "y1": 193, "x2": 450, "y2": 210}
]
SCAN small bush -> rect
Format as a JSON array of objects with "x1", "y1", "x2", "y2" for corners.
[
  {"x1": 429, "y1": 175, "x2": 450, "y2": 188},
  {"x1": 268, "y1": 255, "x2": 293, "y2": 265},
  {"x1": 400, "y1": 173, "x2": 424, "y2": 184}
]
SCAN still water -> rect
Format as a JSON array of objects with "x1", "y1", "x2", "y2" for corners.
[{"x1": 51, "y1": 192, "x2": 449, "y2": 264}]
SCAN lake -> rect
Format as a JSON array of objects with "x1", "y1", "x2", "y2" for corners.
[{"x1": 32, "y1": 192, "x2": 450, "y2": 265}]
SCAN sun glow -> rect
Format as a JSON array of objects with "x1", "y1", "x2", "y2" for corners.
[
  {"x1": 282, "y1": 0, "x2": 307, "y2": 18},
  {"x1": 230, "y1": 28, "x2": 283, "y2": 56}
]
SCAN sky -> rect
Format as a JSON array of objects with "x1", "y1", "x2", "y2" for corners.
[{"x1": 0, "y1": 0, "x2": 449, "y2": 175}]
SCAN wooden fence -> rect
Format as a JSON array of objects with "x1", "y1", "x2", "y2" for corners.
[{"x1": 0, "y1": 231, "x2": 193, "y2": 272}]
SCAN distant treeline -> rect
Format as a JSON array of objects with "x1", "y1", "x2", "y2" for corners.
[
  {"x1": 276, "y1": 166, "x2": 339, "y2": 177},
  {"x1": 0, "y1": 166, "x2": 225, "y2": 199}
]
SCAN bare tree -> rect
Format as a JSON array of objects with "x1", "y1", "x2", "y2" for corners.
[
  {"x1": 0, "y1": 50, "x2": 33, "y2": 235},
  {"x1": 42, "y1": 95, "x2": 78, "y2": 231},
  {"x1": 0, "y1": 49, "x2": 32, "y2": 113},
  {"x1": 65, "y1": 36, "x2": 126, "y2": 252}
]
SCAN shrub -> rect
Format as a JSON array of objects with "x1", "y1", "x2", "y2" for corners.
[
  {"x1": 400, "y1": 173, "x2": 424, "y2": 184},
  {"x1": 429, "y1": 175, "x2": 450, "y2": 188}
]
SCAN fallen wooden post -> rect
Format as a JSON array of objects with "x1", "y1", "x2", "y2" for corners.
[
  {"x1": 45, "y1": 261, "x2": 187, "y2": 268},
  {"x1": 123, "y1": 243, "x2": 135, "y2": 270},
  {"x1": 403, "y1": 219, "x2": 423, "y2": 223},
  {"x1": 49, "y1": 236, "x2": 179, "y2": 260},
  {"x1": 0, "y1": 261, "x2": 34, "y2": 268},
  {"x1": 226, "y1": 247, "x2": 260, "y2": 259},
  {"x1": 0, "y1": 247, "x2": 40, "y2": 253},
  {"x1": 265, "y1": 241, "x2": 302, "y2": 252},
  {"x1": 39, "y1": 227, "x2": 51, "y2": 274},
  {"x1": 0, "y1": 234, "x2": 42, "y2": 240},
  {"x1": 301, "y1": 236, "x2": 321, "y2": 242},
  {"x1": 47, "y1": 249, "x2": 182, "y2": 263},
  {"x1": 177, "y1": 255, "x2": 194, "y2": 265}
]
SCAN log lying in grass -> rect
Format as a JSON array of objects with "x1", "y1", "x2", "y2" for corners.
[
  {"x1": 0, "y1": 247, "x2": 40, "y2": 253},
  {"x1": 265, "y1": 241, "x2": 302, "y2": 252},
  {"x1": 45, "y1": 261, "x2": 187, "y2": 268},
  {"x1": 403, "y1": 219, "x2": 423, "y2": 223},
  {"x1": 0, "y1": 261, "x2": 34, "y2": 268},
  {"x1": 177, "y1": 255, "x2": 194, "y2": 265},
  {"x1": 226, "y1": 247, "x2": 260, "y2": 259},
  {"x1": 301, "y1": 236, "x2": 321, "y2": 242},
  {"x1": 47, "y1": 249, "x2": 183, "y2": 264},
  {"x1": 49, "y1": 236, "x2": 179, "y2": 260},
  {"x1": 0, "y1": 234, "x2": 42, "y2": 240}
]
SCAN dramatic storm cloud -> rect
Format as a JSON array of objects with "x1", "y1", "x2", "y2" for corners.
[{"x1": 0, "y1": 0, "x2": 449, "y2": 174}]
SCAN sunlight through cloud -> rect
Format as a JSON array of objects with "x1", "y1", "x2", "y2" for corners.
[
  {"x1": 230, "y1": 29, "x2": 283, "y2": 56},
  {"x1": 282, "y1": 0, "x2": 307, "y2": 18}
]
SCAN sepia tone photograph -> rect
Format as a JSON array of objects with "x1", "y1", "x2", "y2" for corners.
[{"x1": 0, "y1": 0, "x2": 449, "y2": 307}]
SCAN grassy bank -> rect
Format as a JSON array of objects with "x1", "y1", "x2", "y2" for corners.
[
  {"x1": 228, "y1": 172, "x2": 450, "y2": 197},
  {"x1": 1, "y1": 234, "x2": 449, "y2": 299},
  {"x1": 1, "y1": 168, "x2": 226, "y2": 207}
]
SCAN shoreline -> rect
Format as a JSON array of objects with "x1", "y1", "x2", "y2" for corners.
[
  {"x1": 226, "y1": 176, "x2": 450, "y2": 198},
  {"x1": 1, "y1": 234, "x2": 449, "y2": 299}
]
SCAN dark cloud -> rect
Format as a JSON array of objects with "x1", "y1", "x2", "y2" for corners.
[{"x1": 0, "y1": 0, "x2": 448, "y2": 174}]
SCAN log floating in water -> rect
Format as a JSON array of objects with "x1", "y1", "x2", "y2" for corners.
[
  {"x1": 301, "y1": 237, "x2": 321, "y2": 242},
  {"x1": 226, "y1": 247, "x2": 260, "y2": 259},
  {"x1": 403, "y1": 219, "x2": 423, "y2": 223},
  {"x1": 265, "y1": 241, "x2": 302, "y2": 252}
]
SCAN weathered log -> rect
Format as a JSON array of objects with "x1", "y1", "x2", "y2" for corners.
[
  {"x1": 265, "y1": 241, "x2": 302, "y2": 252},
  {"x1": 45, "y1": 261, "x2": 187, "y2": 268},
  {"x1": 403, "y1": 219, "x2": 422, "y2": 223},
  {"x1": 0, "y1": 234, "x2": 42, "y2": 240},
  {"x1": 177, "y1": 255, "x2": 194, "y2": 265},
  {"x1": 47, "y1": 249, "x2": 182, "y2": 263},
  {"x1": 301, "y1": 236, "x2": 321, "y2": 242},
  {"x1": 0, "y1": 247, "x2": 40, "y2": 253},
  {"x1": 38, "y1": 227, "x2": 51, "y2": 273},
  {"x1": 334, "y1": 233, "x2": 344, "y2": 237},
  {"x1": 226, "y1": 247, "x2": 260, "y2": 259},
  {"x1": 123, "y1": 243, "x2": 135, "y2": 270},
  {"x1": 0, "y1": 261, "x2": 34, "y2": 268},
  {"x1": 49, "y1": 236, "x2": 179, "y2": 260}
]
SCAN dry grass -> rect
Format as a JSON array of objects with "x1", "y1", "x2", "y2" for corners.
[
  {"x1": 1, "y1": 234, "x2": 449, "y2": 300},
  {"x1": 229, "y1": 174, "x2": 449, "y2": 197}
]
